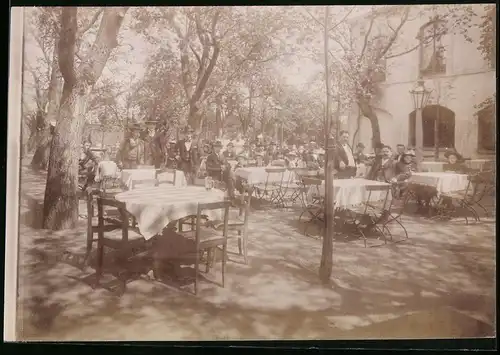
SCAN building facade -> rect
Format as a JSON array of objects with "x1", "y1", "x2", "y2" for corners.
[{"x1": 347, "y1": 5, "x2": 496, "y2": 159}]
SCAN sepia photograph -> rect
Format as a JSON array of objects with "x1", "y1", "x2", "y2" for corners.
[{"x1": 5, "y1": 4, "x2": 496, "y2": 342}]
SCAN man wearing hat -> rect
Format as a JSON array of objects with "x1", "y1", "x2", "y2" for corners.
[
  {"x1": 206, "y1": 140, "x2": 236, "y2": 200},
  {"x1": 265, "y1": 141, "x2": 278, "y2": 165},
  {"x1": 176, "y1": 126, "x2": 199, "y2": 184},
  {"x1": 117, "y1": 125, "x2": 144, "y2": 169},
  {"x1": 165, "y1": 139, "x2": 179, "y2": 169},
  {"x1": 223, "y1": 141, "x2": 237, "y2": 160}
]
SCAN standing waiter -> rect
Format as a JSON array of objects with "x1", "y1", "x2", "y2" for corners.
[{"x1": 176, "y1": 126, "x2": 199, "y2": 185}]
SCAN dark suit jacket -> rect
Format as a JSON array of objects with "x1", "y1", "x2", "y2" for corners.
[
  {"x1": 393, "y1": 153, "x2": 404, "y2": 164},
  {"x1": 206, "y1": 152, "x2": 226, "y2": 180},
  {"x1": 176, "y1": 140, "x2": 198, "y2": 172},
  {"x1": 334, "y1": 144, "x2": 356, "y2": 170},
  {"x1": 369, "y1": 157, "x2": 396, "y2": 182}
]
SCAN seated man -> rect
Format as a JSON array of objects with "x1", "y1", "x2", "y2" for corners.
[
  {"x1": 79, "y1": 139, "x2": 99, "y2": 193},
  {"x1": 206, "y1": 140, "x2": 235, "y2": 200},
  {"x1": 367, "y1": 145, "x2": 396, "y2": 183}
]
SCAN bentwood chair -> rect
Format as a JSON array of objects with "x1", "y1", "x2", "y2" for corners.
[
  {"x1": 298, "y1": 177, "x2": 325, "y2": 236},
  {"x1": 344, "y1": 184, "x2": 392, "y2": 248},
  {"x1": 209, "y1": 186, "x2": 254, "y2": 264},
  {"x1": 254, "y1": 167, "x2": 286, "y2": 204}
]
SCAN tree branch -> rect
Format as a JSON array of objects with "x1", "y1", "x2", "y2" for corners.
[
  {"x1": 77, "y1": 8, "x2": 104, "y2": 36},
  {"x1": 360, "y1": 15, "x2": 375, "y2": 60},
  {"x1": 189, "y1": 44, "x2": 202, "y2": 66}
]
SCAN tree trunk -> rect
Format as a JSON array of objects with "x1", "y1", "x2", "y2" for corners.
[
  {"x1": 43, "y1": 7, "x2": 128, "y2": 230},
  {"x1": 319, "y1": 6, "x2": 333, "y2": 285},
  {"x1": 215, "y1": 97, "x2": 222, "y2": 138},
  {"x1": 31, "y1": 38, "x2": 62, "y2": 170},
  {"x1": 358, "y1": 99, "x2": 381, "y2": 148},
  {"x1": 43, "y1": 85, "x2": 86, "y2": 230}
]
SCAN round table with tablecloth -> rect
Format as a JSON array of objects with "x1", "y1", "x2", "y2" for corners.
[
  {"x1": 115, "y1": 185, "x2": 226, "y2": 240},
  {"x1": 408, "y1": 172, "x2": 469, "y2": 195},
  {"x1": 465, "y1": 159, "x2": 492, "y2": 171}
]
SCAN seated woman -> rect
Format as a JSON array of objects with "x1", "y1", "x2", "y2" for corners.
[
  {"x1": 285, "y1": 151, "x2": 299, "y2": 168},
  {"x1": 79, "y1": 139, "x2": 99, "y2": 193},
  {"x1": 252, "y1": 152, "x2": 266, "y2": 167},
  {"x1": 390, "y1": 150, "x2": 416, "y2": 198},
  {"x1": 443, "y1": 150, "x2": 468, "y2": 174}
]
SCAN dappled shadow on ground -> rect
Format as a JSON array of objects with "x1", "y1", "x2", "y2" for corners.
[{"x1": 17, "y1": 166, "x2": 496, "y2": 340}]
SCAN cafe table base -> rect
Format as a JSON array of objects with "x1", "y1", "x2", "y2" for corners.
[{"x1": 114, "y1": 185, "x2": 226, "y2": 240}]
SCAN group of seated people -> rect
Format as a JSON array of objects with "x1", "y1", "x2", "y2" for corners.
[{"x1": 77, "y1": 125, "x2": 472, "y2": 204}]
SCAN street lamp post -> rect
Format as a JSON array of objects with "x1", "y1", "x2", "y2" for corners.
[{"x1": 409, "y1": 79, "x2": 432, "y2": 171}]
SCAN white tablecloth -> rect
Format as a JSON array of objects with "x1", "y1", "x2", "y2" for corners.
[
  {"x1": 121, "y1": 169, "x2": 158, "y2": 189},
  {"x1": 465, "y1": 159, "x2": 492, "y2": 171},
  {"x1": 235, "y1": 167, "x2": 294, "y2": 185},
  {"x1": 420, "y1": 161, "x2": 445, "y2": 173},
  {"x1": 409, "y1": 172, "x2": 469, "y2": 194},
  {"x1": 317, "y1": 178, "x2": 392, "y2": 209},
  {"x1": 115, "y1": 185, "x2": 226, "y2": 240}
]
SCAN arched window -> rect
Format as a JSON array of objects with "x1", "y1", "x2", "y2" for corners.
[
  {"x1": 419, "y1": 19, "x2": 447, "y2": 76},
  {"x1": 409, "y1": 105, "x2": 455, "y2": 148},
  {"x1": 477, "y1": 104, "x2": 495, "y2": 152}
]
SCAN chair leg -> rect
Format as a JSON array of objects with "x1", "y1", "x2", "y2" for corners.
[
  {"x1": 237, "y1": 231, "x2": 243, "y2": 255},
  {"x1": 243, "y1": 233, "x2": 248, "y2": 265},
  {"x1": 94, "y1": 239, "x2": 104, "y2": 288},
  {"x1": 205, "y1": 249, "x2": 211, "y2": 273},
  {"x1": 194, "y1": 252, "x2": 199, "y2": 295},
  {"x1": 221, "y1": 244, "x2": 227, "y2": 288}
]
